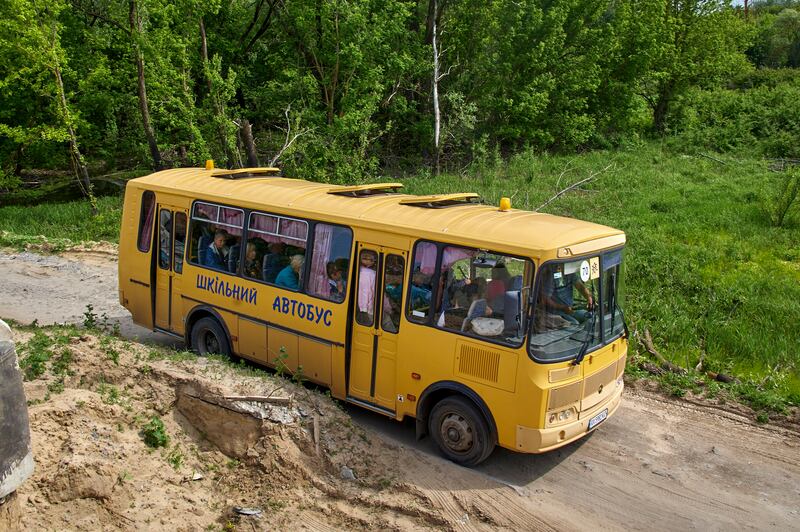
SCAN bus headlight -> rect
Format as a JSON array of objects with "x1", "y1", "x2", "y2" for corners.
[{"x1": 547, "y1": 407, "x2": 578, "y2": 427}]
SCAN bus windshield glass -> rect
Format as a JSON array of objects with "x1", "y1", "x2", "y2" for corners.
[{"x1": 529, "y1": 249, "x2": 625, "y2": 362}]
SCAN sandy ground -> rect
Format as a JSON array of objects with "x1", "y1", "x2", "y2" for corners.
[{"x1": 1, "y1": 248, "x2": 799, "y2": 531}]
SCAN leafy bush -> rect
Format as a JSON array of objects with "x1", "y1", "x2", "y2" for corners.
[
  {"x1": 668, "y1": 70, "x2": 800, "y2": 158},
  {"x1": 141, "y1": 416, "x2": 170, "y2": 449}
]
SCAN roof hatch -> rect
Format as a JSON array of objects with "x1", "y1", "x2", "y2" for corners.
[
  {"x1": 399, "y1": 193, "x2": 481, "y2": 208},
  {"x1": 327, "y1": 183, "x2": 404, "y2": 197},
  {"x1": 211, "y1": 167, "x2": 281, "y2": 179}
]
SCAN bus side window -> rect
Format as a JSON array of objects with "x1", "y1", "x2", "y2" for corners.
[
  {"x1": 188, "y1": 202, "x2": 243, "y2": 273},
  {"x1": 307, "y1": 223, "x2": 352, "y2": 302},
  {"x1": 158, "y1": 209, "x2": 172, "y2": 270},
  {"x1": 137, "y1": 191, "x2": 155, "y2": 252},
  {"x1": 246, "y1": 212, "x2": 308, "y2": 287},
  {"x1": 381, "y1": 255, "x2": 405, "y2": 333},
  {"x1": 356, "y1": 249, "x2": 378, "y2": 326},
  {"x1": 407, "y1": 241, "x2": 436, "y2": 323},
  {"x1": 174, "y1": 213, "x2": 186, "y2": 274}
]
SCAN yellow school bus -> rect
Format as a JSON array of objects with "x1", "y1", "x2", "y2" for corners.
[{"x1": 119, "y1": 165, "x2": 627, "y2": 466}]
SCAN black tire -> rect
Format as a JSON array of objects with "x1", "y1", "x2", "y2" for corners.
[
  {"x1": 429, "y1": 396, "x2": 494, "y2": 466},
  {"x1": 190, "y1": 317, "x2": 231, "y2": 357}
]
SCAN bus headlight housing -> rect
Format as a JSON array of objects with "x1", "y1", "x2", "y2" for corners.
[{"x1": 547, "y1": 406, "x2": 578, "y2": 427}]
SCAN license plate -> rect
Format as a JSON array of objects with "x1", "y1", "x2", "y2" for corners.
[{"x1": 588, "y1": 409, "x2": 608, "y2": 430}]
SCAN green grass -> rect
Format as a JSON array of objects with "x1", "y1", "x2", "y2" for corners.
[{"x1": 0, "y1": 195, "x2": 122, "y2": 249}]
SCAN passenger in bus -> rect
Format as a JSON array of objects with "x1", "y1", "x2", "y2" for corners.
[
  {"x1": 382, "y1": 273, "x2": 403, "y2": 333},
  {"x1": 202, "y1": 229, "x2": 230, "y2": 271},
  {"x1": 262, "y1": 242, "x2": 288, "y2": 282},
  {"x1": 357, "y1": 251, "x2": 377, "y2": 322},
  {"x1": 411, "y1": 273, "x2": 432, "y2": 308},
  {"x1": 541, "y1": 264, "x2": 593, "y2": 324},
  {"x1": 461, "y1": 278, "x2": 493, "y2": 332},
  {"x1": 243, "y1": 242, "x2": 261, "y2": 279},
  {"x1": 275, "y1": 254, "x2": 304, "y2": 289},
  {"x1": 327, "y1": 261, "x2": 346, "y2": 301}
]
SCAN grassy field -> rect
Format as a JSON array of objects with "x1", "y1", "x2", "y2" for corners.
[{"x1": 1, "y1": 143, "x2": 798, "y2": 412}]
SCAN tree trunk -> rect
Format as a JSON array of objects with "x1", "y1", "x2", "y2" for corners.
[
  {"x1": 49, "y1": 21, "x2": 96, "y2": 214},
  {"x1": 55, "y1": 66, "x2": 96, "y2": 214},
  {"x1": 431, "y1": 0, "x2": 441, "y2": 176},
  {"x1": 653, "y1": 81, "x2": 673, "y2": 134},
  {"x1": 240, "y1": 119, "x2": 259, "y2": 167},
  {"x1": 130, "y1": 0, "x2": 162, "y2": 170}
]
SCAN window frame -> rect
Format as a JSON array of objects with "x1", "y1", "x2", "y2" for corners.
[
  {"x1": 187, "y1": 200, "x2": 246, "y2": 275},
  {"x1": 185, "y1": 199, "x2": 354, "y2": 304},
  {"x1": 528, "y1": 246, "x2": 626, "y2": 364},
  {"x1": 137, "y1": 190, "x2": 156, "y2": 253},
  {"x1": 405, "y1": 239, "x2": 533, "y2": 348}
]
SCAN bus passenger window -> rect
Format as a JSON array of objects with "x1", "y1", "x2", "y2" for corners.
[
  {"x1": 174, "y1": 213, "x2": 186, "y2": 274},
  {"x1": 436, "y1": 246, "x2": 529, "y2": 344},
  {"x1": 356, "y1": 250, "x2": 378, "y2": 326},
  {"x1": 158, "y1": 209, "x2": 172, "y2": 270},
  {"x1": 246, "y1": 212, "x2": 308, "y2": 288},
  {"x1": 189, "y1": 202, "x2": 243, "y2": 273},
  {"x1": 381, "y1": 255, "x2": 405, "y2": 333},
  {"x1": 408, "y1": 241, "x2": 435, "y2": 322},
  {"x1": 137, "y1": 191, "x2": 155, "y2": 252},
  {"x1": 307, "y1": 224, "x2": 352, "y2": 302}
]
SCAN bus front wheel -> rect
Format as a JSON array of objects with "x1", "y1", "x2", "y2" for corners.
[
  {"x1": 429, "y1": 396, "x2": 494, "y2": 466},
  {"x1": 190, "y1": 317, "x2": 231, "y2": 357}
]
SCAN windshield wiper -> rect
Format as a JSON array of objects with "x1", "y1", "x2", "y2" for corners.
[{"x1": 572, "y1": 286, "x2": 597, "y2": 366}]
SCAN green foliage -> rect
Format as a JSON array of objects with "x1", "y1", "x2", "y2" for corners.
[
  {"x1": 667, "y1": 70, "x2": 800, "y2": 158},
  {"x1": 18, "y1": 327, "x2": 79, "y2": 381},
  {"x1": 141, "y1": 416, "x2": 170, "y2": 448},
  {"x1": 764, "y1": 167, "x2": 800, "y2": 226}
]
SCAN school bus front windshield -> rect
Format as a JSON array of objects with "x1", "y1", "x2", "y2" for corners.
[{"x1": 529, "y1": 249, "x2": 625, "y2": 362}]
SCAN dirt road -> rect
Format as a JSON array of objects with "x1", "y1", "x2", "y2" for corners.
[{"x1": 1, "y1": 249, "x2": 798, "y2": 531}]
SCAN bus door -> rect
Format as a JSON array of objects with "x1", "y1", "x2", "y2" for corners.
[
  {"x1": 348, "y1": 244, "x2": 407, "y2": 413},
  {"x1": 154, "y1": 206, "x2": 188, "y2": 334}
]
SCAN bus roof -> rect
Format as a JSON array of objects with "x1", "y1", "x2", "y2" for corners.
[{"x1": 131, "y1": 168, "x2": 625, "y2": 258}]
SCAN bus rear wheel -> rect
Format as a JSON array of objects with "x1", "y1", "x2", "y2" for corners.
[
  {"x1": 190, "y1": 317, "x2": 231, "y2": 357},
  {"x1": 429, "y1": 396, "x2": 494, "y2": 466}
]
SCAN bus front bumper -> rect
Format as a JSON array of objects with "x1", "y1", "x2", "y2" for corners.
[{"x1": 515, "y1": 381, "x2": 623, "y2": 454}]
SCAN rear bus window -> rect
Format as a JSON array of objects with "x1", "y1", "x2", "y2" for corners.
[
  {"x1": 188, "y1": 202, "x2": 244, "y2": 274},
  {"x1": 137, "y1": 191, "x2": 155, "y2": 252}
]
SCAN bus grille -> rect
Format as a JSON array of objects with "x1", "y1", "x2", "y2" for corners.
[{"x1": 458, "y1": 345, "x2": 500, "y2": 383}]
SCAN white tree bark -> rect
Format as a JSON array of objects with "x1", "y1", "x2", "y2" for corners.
[{"x1": 432, "y1": 0, "x2": 441, "y2": 176}]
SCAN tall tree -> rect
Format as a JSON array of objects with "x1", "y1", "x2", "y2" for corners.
[
  {"x1": 129, "y1": 0, "x2": 162, "y2": 169},
  {"x1": 646, "y1": 0, "x2": 752, "y2": 132},
  {"x1": 0, "y1": 0, "x2": 96, "y2": 210}
]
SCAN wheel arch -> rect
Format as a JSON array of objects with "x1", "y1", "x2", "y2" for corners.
[
  {"x1": 415, "y1": 381, "x2": 498, "y2": 446},
  {"x1": 184, "y1": 305, "x2": 234, "y2": 354}
]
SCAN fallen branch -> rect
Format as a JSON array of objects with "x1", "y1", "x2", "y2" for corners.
[
  {"x1": 224, "y1": 395, "x2": 291, "y2": 404},
  {"x1": 641, "y1": 328, "x2": 686, "y2": 374},
  {"x1": 699, "y1": 153, "x2": 727, "y2": 165},
  {"x1": 269, "y1": 104, "x2": 314, "y2": 167},
  {"x1": 536, "y1": 162, "x2": 614, "y2": 212}
]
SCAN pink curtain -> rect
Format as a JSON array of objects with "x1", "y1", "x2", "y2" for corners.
[
  {"x1": 307, "y1": 225, "x2": 334, "y2": 297},
  {"x1": 442, "y1": 246, "x2": 473, "y2": 270},
  {"x1": 416, "y1": 242, "x2": 438, "y2": 274},
  {"x1": 250, "y1": 212, "x2": 278, "y2": 233},
  {"x1": 194, "y1": 203, "x2": 217, "y2": 220},
  {"x1": 279, "y1": 219, "x2": 308, "y2": 244},
  {"x1": 138, "y1": 192, "x2": 155, "y2": 251}
]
